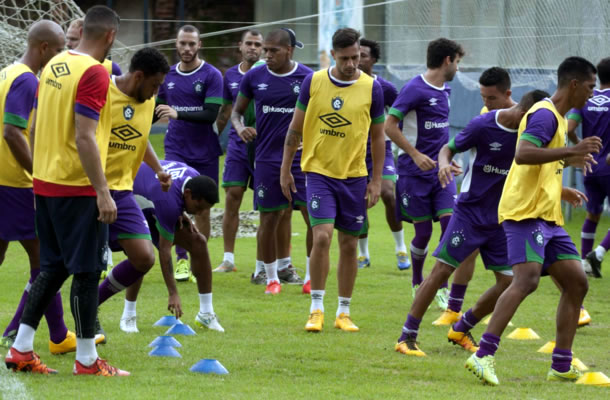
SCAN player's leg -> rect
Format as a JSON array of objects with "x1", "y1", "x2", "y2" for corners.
[
  {"x1": 433, "y1": 250, "x2": 477, "y2": 326},
  {"x1": 357, "y1": 227, "x2": 370, "y2": 268},
  {"x1": 216, "y1": 185, "x2": 245, "y2": 272},
  {"x1": 298, "y1": 205, "x2": 313, "y2": 293},
  {"x1": 0, "y1": 239, "x2": 7, "y2": 265},
  {"x1": 432, "y1": 177, "x2": 457, "y2": 308},
  {"x1": 334, "y1": 231, "x2": 360, "y2": 331},
  {"x1": 580, "y1": 176, "x2": 603, "y2": 276},
  {"x1": 275, "y1": 207, "x2": 294, "y2": 279},
  {"x1": 258, "y1": 210, "x2": 283, "y2": 293}
]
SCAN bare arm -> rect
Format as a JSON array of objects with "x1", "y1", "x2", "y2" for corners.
[
  {"x1": 158, "y1": 234, "x2": 182, "y2": 318},
  {"x1": 4, "y1": 124, "x2": 32, "y2": 174},
  {"x1": 230, "y1": 95, "x2": 256, "y2": 142},
  {"x1": 29, "y1": 109, "x2": 37, "y2": 159},
  {"x1": 280, "y1": 108, "x2": 305, "y2": 202},
  {"x1": 515, "y1": 136, "x2": 601, "y2": 165},
  {"x1": 367, "y1": 122, "x2": 384, "y2": 207},
  {"x1": 384, "y1": 114, "x2": 436, "y2": 171},
  {"x1": 143, "y1": 142, "x2": 171, "y2": 192},
  {"x1": 567, "y1": 118, "x2": 581, "y2": 145},
  {"x1": 216, "y1": 103, "x2": 232, "y2": 134}
]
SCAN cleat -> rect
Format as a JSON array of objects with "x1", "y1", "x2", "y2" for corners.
[
  {"x1": 448, "y1": 327, "x2": 479, "y2": 352},
  {"x1": 334, "y1": 313, "x2": 360, "y2": 332},
  {"x1": 213, "y1": 260, "x2": 237, "y2": 273},
  {"x1": 397, "y1": 251, "x2": 411, "y2": 270},
  {"x1": 305, "y1": 310, "x2": 324, "y2": 332},
  {"x1": 5, "y1": 347, "x2": 57, "y2": 374},
  {"x1": 100, "y1": 264, "x2": 113, "y2": 280},
  {"x1": 395, "y1": 337, "x2": 426, "y2": 357},
  {"x1": 302, "y1": 280, "x2": 311, "y2": 294},
  {"x1": 278, "y1": 264, "x2": 304, "y2": 285},
  {"x1": 581, "y1": 259, "x2": 593, "y2": 275},
  {"x1": 435, "y1": 287, "x2": 449, "y2": 310},
  {"x1": 95, "y1": 316, "x2": 107, "y2": 344},
  {"x1": 174, "y1": 259, "x2": 190, "y2": 282},
  {"x1": 465, "y1": 354, "x2": 499, "y2": 385},
  {"x1": 432, "y1": 309, "x2": 462, "y2": 326},
  {"x1": 357, "y1": 256, "x2": 370, "y2": 269},
  {"x1": 188, "y1": 271, "x2": 197, "y2": 283},
  {"x1": 0, "y1": 330, "x2": 17, "y2": 349},
  {"x1": 73, "y1": 358, "x2": 130, "y2": 376},
  {"x1": 264, "y1": 280, "x2": 281, "y2": 295},
  {"x1": 49, "y1": 330, "x2": 77, "y2": 354},
  {"x1": 195, "y1": 312, "x2": 225, "y2": 332},
  {"x1": 250, "y1": 270, "x2": 267, "y2": 285},
  {"x1": 578, "y1": 308, "x2": 591, "y2": 327},
  {"x1": 119, "y1": 316, "x2": 139, "y2": 333},
  {"x1": 411, "y1": 284, "x2": 420, "y2": 299},
  {"x1": 585, "y1": 251, "x2": 602, "y2": 278},
  {"x1": 547, "y1": 365, "x2": 583, "y2": 382}
]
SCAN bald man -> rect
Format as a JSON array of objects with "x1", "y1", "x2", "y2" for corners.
[{"x1": 66, "y1": 17, "x2": 121, "y2": 75}]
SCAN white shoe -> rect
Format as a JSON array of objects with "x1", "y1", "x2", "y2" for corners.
[
  {"x1": 119, "y1": 315, "x2": 139, "y2": 333},
  {"x1": 195, "y1": 312, "x2": 225, "y2": 332},
  {"x1": 582, "y1": 258, "x2": 593, "y2": 274}
]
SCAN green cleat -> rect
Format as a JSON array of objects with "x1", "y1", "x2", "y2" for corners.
[
  {"x1": 547, "y1": 365, "x2": 582, "y2": 382},
  {"x1": 174, "y1": 259, "x2": 190, "y2": 282},
  {"x1": 465, "y1": 353, "x2": 499, "y2": 386},
  {"x1": 0, "y1": 330, "x2": 17, "y2": 349},
  {"x1": 435, "y1": 287, "x2": 449, "y2": 310},
  {"x1": 411, "y1": 284, "x2": 420, "y2": 299}
]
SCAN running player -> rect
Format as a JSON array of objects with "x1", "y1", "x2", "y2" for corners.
[
  {"x1": 214, "y1": 29, "x2": 264, "y2": 273},
  {"x1": 465, "y1": 57, "x2": 600, "y2": 385},
  {"x1": 0, "y1": 20, "x2": 79, "y2": 354},
  {"x1": 65, "y1": 18, "x2": 121, "y2": 76},
  {"x1": 394, "y1": 90, "x2": 548, "y2": 357},
  {"x1": 5, "y1": 6, "x2": 128, "y2": 376},
  {"x1": 231, "y1": 28, "x2": 311, "y2": 295},
  {"x1": 385, "y1": 38, "x2": 465, "y2": 309},
  {"x1": 568, "y1": 57, "x2": 610, "y2": 278},
  {"x1": 281, "y1": 28, "x2": 385, "y2": 332},
  {"x1": 356, "y1": 37, "x2": 409, "y2": 271},
  {"x1": 155, "y1": 25, "x2": 223, "y2": 282}
]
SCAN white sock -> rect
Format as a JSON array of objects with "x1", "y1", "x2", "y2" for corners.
[
  {"x1": 304, "y1": 256, "x2": 311, "y2": 282},
  {"x1": 121, "y1": 300, "x2": 137, "y2": 319},
  {"x1": 277, "y1": 257, "x2": 291, "y2": 271},
  {"x1": 310, "y1": 290, "x2": 325, "y2": 313},
  {"x1": 75, "y1": 338, "x2": 98, "y2": 366},
  {"x1": 106, "y1": 247, "x2": 114, "y2": 267},
  {"x1": 595, "y1": 245, "x2": 606, "y2": 261},
  {"x1": 392, "y1": 229, "x2": 407, "y2": 253},
  {"x1": 265, "y1": 261, "x2": 278, "y2": 284},
  {"x1": 224, "y1": 252, "x2": 235, "y2": 264},
  {"x1": 255, "y1": 259, "x2": 264, "y2": 275},
  {"x1": 358, "y1": 238, "x2": 369, "y2": 258},
  {"x1": 12, "y1": 324, "x2": 35, "y2": 352},
  {"x1": 337, "y1": 296, "x2": 351, "y2": 317},
  {"x1": 198, "y1": 293, "x2": 214, "y2": 314}
]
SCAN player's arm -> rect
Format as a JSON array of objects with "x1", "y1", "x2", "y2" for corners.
[
  {"x1": 385, "y1": 115, "x2": 436, "y2": 171},
  {"x1": 561, "y1": 186, "x2": 587, "y2": 207},
  {"x1": 215, "y1": 103, "x2": 232, "y2": 135},
  {"x1": 143, "y1": 142, "x2": 171, "y2": 192},
  {"x1": 231, "y1": 94, "x2": 256, "y2": 142},
  {"x1": 3, "y1": 123, "x2": 33, "y2": 174},
  {"x1": 566, "y1": 109, "x2": 582, "y2": 144},
  {"x1": 368, "y1": 121, "x2": 384, "y2": 208},
  {"x1": 155, "y1": 103, "x2": 220, "y2": 124},
  {"x1": 157, "y1": 233, "x2": 183, "y2": 318},
  {"x1": 437, "y1": 144, "x2": 459, "y2": 188},
  {"x1": 280, "y1": 109, "x2": 305, "y2": 202}
]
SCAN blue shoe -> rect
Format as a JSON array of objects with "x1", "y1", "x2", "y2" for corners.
[
  {"x1": 357, "y1": 256, "x2": 370, "y2": 269},
  {"x1": 397, "y1": 252, "x2": 411, "y2": 270}
]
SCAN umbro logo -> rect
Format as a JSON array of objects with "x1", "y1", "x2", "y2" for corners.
[
  {"x1": 385, "y1": 165, "x2": 396, "y2": 172},
  {"x1": 51, "y1": 62, "x2": 70, "y2": 78},
  {"x1": 429, "y1": 97, "x2": 438, "y2": 106},
  {"x1": 356, "y1": 215, "x2": 364, "y2": 224},
  {"x1": 230, "y1": 82, "x2": 239, "y2": 89},
  {"x1": 490, "y1": 142, "x2": 502, "y2": 151},
  {"x1": 589, "y1": 95, "x2": 610, "y2": 107},
  {"x1": 167, "y1": 82, "x2": 175, "y2": 90},
  {"x1": 257, "y1": 83, "x2": 268, "y2": 91},
  {"x1": 112, "y1": 125, "x2": 143, "y2": 141}
]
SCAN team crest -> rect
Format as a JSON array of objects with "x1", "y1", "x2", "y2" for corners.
[
  {"x1": 331, "y1": 96, "x2": 344, "y2": 111},
  {"x1": 400, "y1": 193, "x2": 409, "y2": 209},
  {"x1": 532, "y1": 229, "x2": 544, "y2": 247},
  {"x1": 123, "y1": 105, "x2": 134, "y2": 120},
  {"x1": 100, "y1": 244, "x2": 109, "y2": 265},
  {"x1": 193, "y1": 80, "x2": 204, "y2": 93},
  {"x1": 256, "y1": 184, "x2": 266, "y2": 200},
  {"x1": 291, "y1": 81, "x2": 301, "y2": 96},
  {"x1": 309, "y1": 194, "x2": 321, "y2": 211},
  {"x1": 449, "y1": 231, "x2": 465, "y2": 248}
]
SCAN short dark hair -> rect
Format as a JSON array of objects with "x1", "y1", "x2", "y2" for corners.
[
  {"x1": 557, "y1": 56, "x2": 597, "y2": 88},
  {"x1": 129, "y1": 48, "x2": 170, "y2": 76},
  {"x1": 332, "y1": 28, "x2": 360, "y2": 51},
  {"x1": 359, "y1": 38, "x2": 380, "y2": 61},
  {"x1": 479, "y1": 67, "x2": 511, "y2": 92},
  {"x1": 518, "y1": 89, "x2": 550, "y2": 110},
  {"x1": 178, "y1": 24, "x2": 200, "y2": 37},
  {"x1": 241, "y1": 29, "x2": 262, "y2": 42},
  {"x1": 426, "y1": 38, "x2": 465, "y2": 69},
  {"x1": 266, "y1": 29, "x2": 291, "y2": 47},
  {"x1": 597, "y1": 57, "x2": 610, "y2": 85},
  {"x1": 83, "y1": 5, "x2": 119, "y2": 40},
  {"x1": 186, "y1": 175, "x2": 218, "y2": 205}
]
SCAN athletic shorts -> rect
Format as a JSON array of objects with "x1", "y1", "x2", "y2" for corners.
[
  {"x1": 306, "y1": 172, "x2": 368, "y2": 236},
  {"x1": 108, "y1": 190, "x2": 151, "y2": 251},
  {"x1": 165, "y1": 152, "x2": 219, "y2": 185},
  {"x1": 0, "y1": 185, "x2": 36, "y2": 241},
  {"x1": 395, "y1": 174, "x2": 456, "y2": 223},
  {"x1": 291, "y1": 158, "x2": 307, "y2": 208},
  {"x1": 432, "y1": 208, "x2": 512, "y2": 275},
  {"x1": 583, "y1": 175, "x2": 610, "y2": 215},
  {"x1": 222, "y1": 139, "x2": 254, "y2": 189},
  {"x1": 366, "y1": 141, "x2": 397, "y2": 182},
  {"x1": 36, "y1": 195, "x2": 108, "y2": 274},
  {"x1": 503, "y1": 218, "x2": 580, "y2": 274}
]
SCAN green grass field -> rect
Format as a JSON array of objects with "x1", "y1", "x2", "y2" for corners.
[{"x1": 1, "y1": 134, "x2": 609, "y2": 399}]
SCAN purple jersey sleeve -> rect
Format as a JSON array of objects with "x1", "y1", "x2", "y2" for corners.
[
  {"x1": 449, "y1": 114, "x2": 486, "y2": 153},
  {"x1": 521, "y1": 108, "x2": 558, "y2": 147},
  {"x1": 567, "y1": 107, "x2": 583, "y2": 122},
  {"x1": 381, "y1": 80, "x2": 398, "y2": 108},
  {"x1": 370, "y1": 80, "x2": 385, "y2": 124},
  {"x1": 238, "y1": 69, "x2": 254, "y2": 100},
  {"x1": 204, "y1": 68, "x2": 223, "y2": 105},
  {"x1": 296, "y1": 73, "x2": 313, "y2": 111},
  {"x1": 3, "y1": 72, "x2": 37, "y2": 129},
  {"x1": 157, "y1": 80, "x2": 167, "y2": 104},
  {"x1": 111, "y1": 62, "x2": 122, "y2": 76},
  {"x1": 222, "y1": 74, "x2": 232, "y2": 104},
  {"x1": 388, "y1": 85, "x2": 419, "y2": 121}
]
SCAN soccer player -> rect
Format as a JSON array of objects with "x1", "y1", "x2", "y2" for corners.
[
  {"x1": 280, "y1": 28, "x2": 385, "y2": 332},
  {"x1": 5, "y1": 6, "x2": 128, "y2": 376},
  {"x1": 465, "y1": 57, "x2": 601, "y2": 386},
  {"x1": 568, "y1": 57, "x2": 610, "y2": 278},
  {"x1": 214, "y1": 29, "x2": 264, "y2": 273},
  {"x1": 155, "y1": 24, "x2": 223, "y2": 282},
  {"x1": 231, "y1": 28, "x2": 312, "y2": 295},
  {"x1": 385, "y1": 38, "x2": 465, "y2": 309},
  {"x1": 0, "y1": 20, "x2": 79, "y2": 354},
  {"x1": 94, "y1": 48, "x2": 170, "y2": 334},
  {"x1": 394, "y1": 89, "x2": 548, "y2": 357},
  {"x1": 432, "y1": 67, "x2": 516, "y2": 326},
  {"x1": 356, "y1": 37, "x2": 409, "y2": 271},
  {"x1": 65, "y1": 18, "x2": 121, "y2": 76}
]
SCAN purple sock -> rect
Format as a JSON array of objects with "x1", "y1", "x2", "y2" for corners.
[
  {"x1": 411, "y1": 221, "x2": 432, "y2": 286},
  {"x1": 398, "y1": 314, "x2": 421, "y2": 343},
  {"x1": 176, "y1": 246, "x2": 188, "y2": 261},
  {"x1": 476, "y1": 332, "x2": 501, "y2": 358},
  {"x1": 600, "y1": 229, "x2": 610, "y2": 251},
  {"x1": 447, "y1": 283, "x2": 468, "y2": 312},
  {"x1": 551, "y1": 348, "x2": 572, "y2": 373},
  {"x1": 581, "y1": 219, "x2": 597, "y2": 257},
  {"x1": 98, "y1": 260, "x2": 146, "y2": 305},
  {"x1": 454, "y1": 308, "x2": 480, "y2": 333},
  {"x1": 3, "y1": 269, "x2": 41, "y2": 336},
  {"x1": 439, "y1": 215, "x2": 451, "y2": 236},
  {"x1": 44, "y1": 293, "x2": 68, "y2": 344}
]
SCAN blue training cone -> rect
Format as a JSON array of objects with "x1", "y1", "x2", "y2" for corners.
[
  {"x1": 166, "y1": 323, "x2": 196, "y2": 336},
  {"x1": 148, "y1": 345, "x2": 181, "y2": 357},
  {"x1": 190, "y1": 359, "x2": 229, "y2": 374},
  {"x1": 149, "y1": 335, "x2": 182, "y2": 348},
  {"x1": 154, "y1": 315, "x2": 180, "y2": 327}
]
